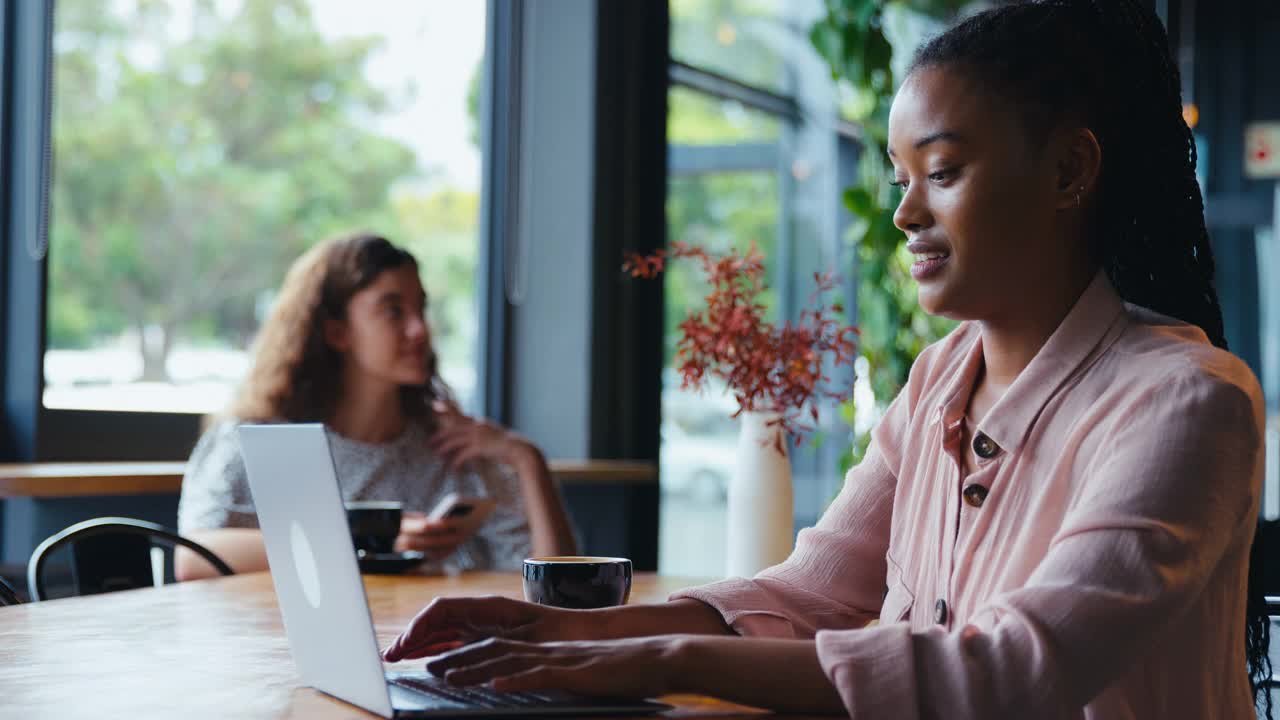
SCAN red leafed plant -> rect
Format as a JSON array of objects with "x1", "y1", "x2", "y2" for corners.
[{"x1": 624, "y1": 241, "x2": 858, "y2": 451}]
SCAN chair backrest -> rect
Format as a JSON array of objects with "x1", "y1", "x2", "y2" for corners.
[
  {"x1": 0, "y1": 575, "x2": 21, "y2": 606},
  {"x1": 27, "y1": 517, "x2": 234, "y2": 601}
]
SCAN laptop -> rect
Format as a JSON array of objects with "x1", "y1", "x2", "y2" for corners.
[{"x1": 238, "y1": 423, "x2": 670, "y2": 718}]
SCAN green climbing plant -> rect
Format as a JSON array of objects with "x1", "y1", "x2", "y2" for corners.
[{"x1": 810, "y1": 0, "x2": 967, "y2": 466}]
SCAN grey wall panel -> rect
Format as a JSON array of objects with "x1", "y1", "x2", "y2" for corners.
[{"x1": 508, "y1": 0, "x2": 597, "y2": 460}]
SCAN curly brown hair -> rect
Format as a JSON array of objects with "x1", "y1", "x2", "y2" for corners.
[{"x1": 228, "y1": 232, "x2": 452, "y2": 427}]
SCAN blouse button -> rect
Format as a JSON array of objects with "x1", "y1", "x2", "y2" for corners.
[
  {"x1": 972, "y1": 432, "x2": 1000, "y2": 459},
  {"x1": 962, "y1": 484, "x2": 989, "y2": 508},
  {"x1": 934, "y1": 599, "x2": 948, "y2": 625}
]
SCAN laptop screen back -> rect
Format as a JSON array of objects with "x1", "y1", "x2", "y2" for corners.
[{"x1": 239, "y1": 423, "x2": 394, "y2": 718}]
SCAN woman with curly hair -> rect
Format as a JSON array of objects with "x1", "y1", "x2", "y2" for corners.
[{"x1": 175, "y1": 232, "x2": 576, "y2": 580}]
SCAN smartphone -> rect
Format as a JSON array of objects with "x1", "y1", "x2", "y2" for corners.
[{"x1": 426, "y1": 492, "x2": 497, "y2": 537}]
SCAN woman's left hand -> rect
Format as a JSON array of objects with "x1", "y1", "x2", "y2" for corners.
[
  {"x1": 428, "y1": 402, "x2": 534, "y2": 472},
  {"x1": 425, "y1": 634, "x2": 845, "y2": 714},
  {"x1": 425, "y1": 635, "x2": 685, "y2": 698}
]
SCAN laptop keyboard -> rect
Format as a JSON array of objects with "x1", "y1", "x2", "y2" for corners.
[{"x1": 390, "y1": 676, "x2": 563, "y2": 709}]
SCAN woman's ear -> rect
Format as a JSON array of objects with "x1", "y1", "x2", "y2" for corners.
[
  {"x1": 1054, "y1": 127, "x2": 1102, "y2": 211},
  {"x1": 324, "y1": 317, "x2": 351, "y2": 353}
]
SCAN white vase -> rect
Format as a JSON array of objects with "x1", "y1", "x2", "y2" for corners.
[{"x1": 725, "y1": 411, "x2": 794, "y2": 578}]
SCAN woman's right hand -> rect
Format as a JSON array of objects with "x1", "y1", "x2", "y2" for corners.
[
  {"x1": 381, "y1": 595, "x2": 600, "y2": 662},
  {"x1": 393, "y1": 511, "x2": 467, "y2": 558}
]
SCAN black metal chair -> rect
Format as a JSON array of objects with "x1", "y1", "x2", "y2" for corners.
[
  {"x1": 0, "y1": 575, "x2": 21, "y2": 606},
  {"x1": 1254, "y1": 519, "x2": 1280, "y2": 704},
  {"x1": 27, "y1": 517, "x2": 234, "y2": 601}
]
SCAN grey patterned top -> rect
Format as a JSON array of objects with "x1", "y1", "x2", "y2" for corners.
[{"x1": 177, "y1": 419, "x2": 533, "y2": 571}]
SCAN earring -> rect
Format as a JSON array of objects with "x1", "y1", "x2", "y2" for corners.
[{"x1": 1074, "y1": 188, "x2": 1083, "y2": 207}]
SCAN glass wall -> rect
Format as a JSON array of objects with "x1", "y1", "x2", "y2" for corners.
[
  {"x1": 44, "y1": 0, "x2": 486, "y2": 415},
  {"x1": 662, "y1": 0, "x2": 856, "y2": 576}
]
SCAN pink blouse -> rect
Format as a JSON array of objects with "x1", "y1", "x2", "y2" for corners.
[{"x1": 672, "y1": 272, "x2": 1263, "y2": 719}]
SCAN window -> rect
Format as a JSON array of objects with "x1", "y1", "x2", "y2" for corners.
[
  {"x1": 45, "y1": 0, "x2": 487, "y2": 416},
  {"x1": 661, "y1": 0, "x2": 858, "y2": 576},
  {"x1": 669, "y1": 0, "x2": 789, "y2": 94}
]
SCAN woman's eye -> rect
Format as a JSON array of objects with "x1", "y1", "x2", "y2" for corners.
[
  {"x1": 928, "y1": 168, "x2": 957, "y2": 183},
  {"x1": 386, "y1": 305, "x2": 403, "y2": 319},
  {"x1": 889, "y1": 179, "x2": 908, "y2": 190}
]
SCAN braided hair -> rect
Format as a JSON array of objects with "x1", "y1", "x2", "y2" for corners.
[{"x1": 909, "y1": 0, "x2": 1270, "y2": 714}]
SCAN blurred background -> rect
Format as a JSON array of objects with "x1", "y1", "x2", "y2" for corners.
[{"x1": 1, "y1": 0, "x2": 1277, "y2": 584}]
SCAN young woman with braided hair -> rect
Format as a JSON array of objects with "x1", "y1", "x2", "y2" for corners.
[{"x1": 381, "y1": 2, "x2": 1268, "y2": 716}]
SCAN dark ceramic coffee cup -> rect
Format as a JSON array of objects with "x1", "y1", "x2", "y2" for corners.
[
  {"x1": 344, "y1": 501, "x2": 402, "y2": 555},
  {"x1": 522, "y1": 556, "x2": 632, "y2": 609}
]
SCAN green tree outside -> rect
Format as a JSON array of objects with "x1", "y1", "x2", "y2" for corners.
[{"x1": 49, "y1": 0, "x2": 481, "y2": 387}]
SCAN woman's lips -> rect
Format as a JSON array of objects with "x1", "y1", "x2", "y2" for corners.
[{"x1": 910, "y1": 251, "x2": 950, "y2": 280}]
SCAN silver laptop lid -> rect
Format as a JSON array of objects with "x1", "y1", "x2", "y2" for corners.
[{"x1": 239, "y1": 423, "x2": 394, "y2": 718}]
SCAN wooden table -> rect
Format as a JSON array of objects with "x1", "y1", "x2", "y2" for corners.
[
  {"x1": 0, "y1": 460, "x2": 657, "y2": 499},
  {"x1": 0, "y1": 571, "x2": 786, "y2": 719}
]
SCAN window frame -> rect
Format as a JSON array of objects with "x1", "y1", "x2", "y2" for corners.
[{"x1": 2, "y1": 0, "x2": 54, "y2": 463}]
